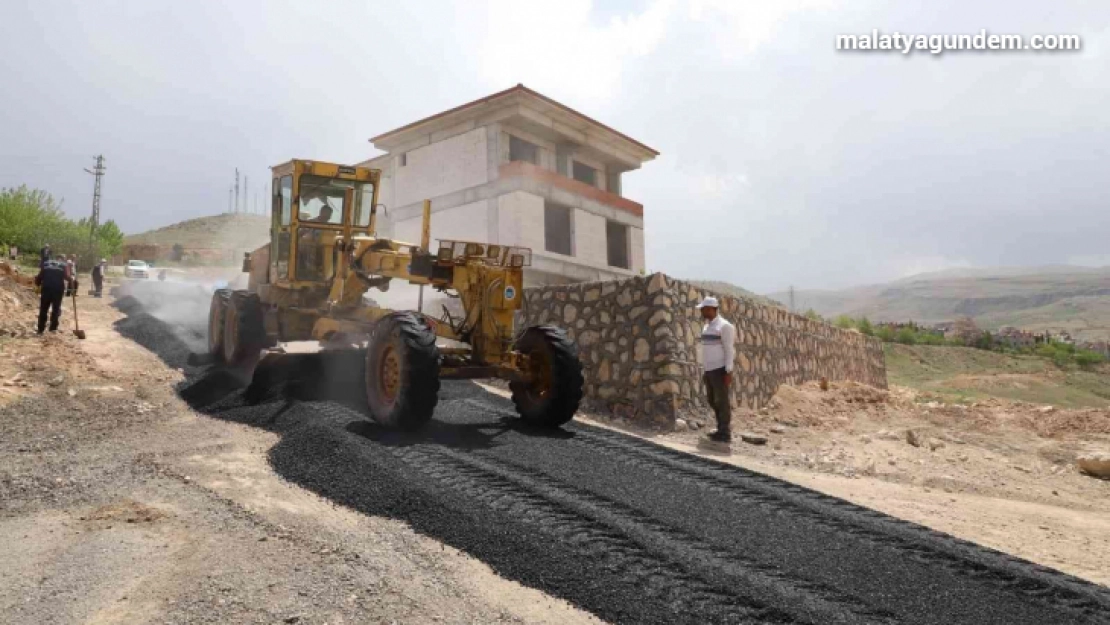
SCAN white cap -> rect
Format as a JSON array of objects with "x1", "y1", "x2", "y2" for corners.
[{"x1": 697, "y1": 296, "x2": 720, "y2": 309}]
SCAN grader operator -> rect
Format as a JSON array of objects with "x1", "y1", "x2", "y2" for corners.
[{"x1": 207, "y1": 159, "x2": 583, "y2": 430}]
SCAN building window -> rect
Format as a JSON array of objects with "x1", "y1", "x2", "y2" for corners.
[
  {"x1": 572, "y1": 161, "x2": 597, "y2": 187},
  {"x1": 606, "y1": 220, "x2": 629, "y2": 269},
  {"x1": 544, "y1": 202, "x2": 572, "y2": 256},
  {"x1": 509, "y1": 135, "x2": 540, "y2": 165},
  {"x1": 606, "y1": 171, "x2": 621, "y2": 196}
]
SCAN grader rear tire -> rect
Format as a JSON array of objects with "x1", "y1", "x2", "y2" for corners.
[
  {"x1": 510, "y1": 326, "x2": 584, "y2": 428},
  {"x1": 364, "y1": 312, "x2": 441, "y2": 430},
  {"x1": 223, "y1": 291, "x2": 266, "y2": 366},
  {"x1": 207, "y1": 289, "x2": 230, "y2": 361}
]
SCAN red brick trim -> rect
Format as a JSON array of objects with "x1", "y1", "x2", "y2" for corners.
[{"x1": 500, "y1": 161, "x2": 644, "y2": 217}]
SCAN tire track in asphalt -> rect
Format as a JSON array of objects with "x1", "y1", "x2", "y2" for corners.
[
  {"x1": 390, "y1": 445, "x2": 796, "y2": 624},
  {"x1": 470, "y1": 398, "x2": 1110, "y2": 621},
  {"x1": 414, "y1": 445, "x2": 899, "y2": 625},
  {"x1": 564, "y1": 426, "x2": 1110, "y2": 623}
]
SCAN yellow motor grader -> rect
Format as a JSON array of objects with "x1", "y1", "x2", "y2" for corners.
[{"x1": 207, "y1": 159, "x2": 583, "y2": 430}]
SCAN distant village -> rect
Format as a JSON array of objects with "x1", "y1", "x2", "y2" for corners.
[{"x1": 875, "y1": 318, "x2": 1110, "y2": 357}]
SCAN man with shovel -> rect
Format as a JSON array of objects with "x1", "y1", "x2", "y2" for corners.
[
  {"x1": 34, "y1": 257, "x2": 74, "y2": 334},
  {"x1": 91, "y1": 259, "x2": 106, "y2": 297}
]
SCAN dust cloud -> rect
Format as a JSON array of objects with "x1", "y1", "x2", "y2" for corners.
[
  {"x1": 116, "y1": 270, "x2": 451, "y2": 357},
  {"x1": 114, "y1": 270, "x2": 245, "y2": 353}
]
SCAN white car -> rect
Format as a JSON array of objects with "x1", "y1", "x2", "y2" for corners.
[{"x1": 124, "y1": 260, "x2": 150, "y2": 279}]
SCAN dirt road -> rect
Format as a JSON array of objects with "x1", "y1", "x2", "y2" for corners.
[
  {"x1": 0, "y1": 281, "x2": 601, "y2": 624},
  {"x1": 3, "y1": 278, "x2": 1110, "y2": 624}
]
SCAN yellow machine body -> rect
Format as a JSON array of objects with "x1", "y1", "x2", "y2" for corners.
[{"x1": 251, "y1": 159, "x2": 531, "y2": 379}]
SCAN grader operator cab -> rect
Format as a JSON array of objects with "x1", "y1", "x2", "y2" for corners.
[{"x1": 207, "y1": 159, "x2": 583, "y2": 430}]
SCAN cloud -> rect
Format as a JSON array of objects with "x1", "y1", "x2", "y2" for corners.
[
  {"x1": 1, "y1": 0, "x2": 1108, "y2": 295},
  {"x1": 462, "y1": 0, "x2": 675, "y2": 107}
]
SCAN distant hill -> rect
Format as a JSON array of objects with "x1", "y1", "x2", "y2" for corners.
[
  {"x1": 125, "y1": 214, "x2": 270, "y2": 250},
  {"x1": 768, "y1": 266, "x2": 1110, "y2": 341},
  {"x1": 687, "y1": 279, "x2": 785, "y2": 309}
]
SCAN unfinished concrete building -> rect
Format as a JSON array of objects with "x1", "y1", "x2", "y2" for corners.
[{"x1": 359, "y1": 84, "x2": 658, "y2": 286}]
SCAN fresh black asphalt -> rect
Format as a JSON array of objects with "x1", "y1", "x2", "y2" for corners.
[{"x1": 114, "y1": 295, "x2": 1110, "y2": 625}]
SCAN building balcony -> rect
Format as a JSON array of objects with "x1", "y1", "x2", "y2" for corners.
[{"x1": 499, "y1": 161, "x2": 643, "y2": 218}]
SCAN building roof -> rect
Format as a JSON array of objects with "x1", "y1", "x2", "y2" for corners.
[{"x1": 369, "y1": 84, "x2": 659, "y2": 157}]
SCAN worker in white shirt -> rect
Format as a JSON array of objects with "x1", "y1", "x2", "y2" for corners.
[{"x1": 697, "y1": 297, "x2": 736, "y2": 443}]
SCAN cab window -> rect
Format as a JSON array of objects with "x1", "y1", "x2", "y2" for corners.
[
  {"x1": 279, "y1": 175, "x2": 292, "y2": 226},
  {"x1": 353, "y1": 184, "x2": 376, "y2": 228},
  {"x1": 298, "y1": 175, "x2": 345, "y2": 225}
]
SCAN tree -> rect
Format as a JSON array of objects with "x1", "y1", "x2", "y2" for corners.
[
  {"x1": 171, "y1": 243, "x2": 185, "y2": 262},
  {"x1": 857, "y1": 317, "x2": 874, "y2": 336},
  {"x1": 96, "y1": 220, "x2": 124, "y2": 257},
  {"x1": 972, "y1": 331, "x2": 994, "y2": 350},
  {"x1": 918, "y1": 331, "x2": 944, "y2": 346},
  {"x1": 1, "y1": 185, "x2": 125, "y2": 269},
  {"x1": 834, "y1": 315, "x2": 855, "y2": 330},
  {"x1": 1075, "y1": 350, "x2": 1106, "y2": 369},
  {"x1": 895, "y1": 327, "x2": 917, "y2": 345},
  {"x1": 804, "y1": 308, "x2": 822, "y2": 321},
  {"x1": 0, "y1": 185, "x2": 69, "y2": 251},
  {"x1": 875, "y1": 326, "x2": 896, "y2": 342}
]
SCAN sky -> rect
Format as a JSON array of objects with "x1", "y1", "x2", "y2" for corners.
[{"x1": 1, "y1": 0, "x2": 1108, "y2": 293}]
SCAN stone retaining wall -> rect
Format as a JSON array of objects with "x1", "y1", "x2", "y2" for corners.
[{"x1": 521, "y1": 273, "x2": 886, "y2": 429}]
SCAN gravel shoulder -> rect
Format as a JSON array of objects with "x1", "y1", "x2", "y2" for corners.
[{"x1": 0, "y1": 278, "x2": 602, "y2": 625}]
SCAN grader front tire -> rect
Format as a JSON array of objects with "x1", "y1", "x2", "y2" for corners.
[
  {"x1": 207, "y1": 289, "x2": 230, "y2": 361},
  {"x1": 364, "y1": 312, "x2": 441, "y2": 430},
  {"x1": 223, "y1": 291, "x2": 266, "y2": 366},
  {"x1": 510, "y1": 326, "x2": 584, "y2": 428}
]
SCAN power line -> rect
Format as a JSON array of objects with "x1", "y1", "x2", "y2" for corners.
[{"x1": 83, "y1": 155, "x2": 106, "y2": 243}]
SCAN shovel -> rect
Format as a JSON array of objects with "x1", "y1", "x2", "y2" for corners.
[{"x1": 71, "y1": 293, "x2": 86, "y2": 339}]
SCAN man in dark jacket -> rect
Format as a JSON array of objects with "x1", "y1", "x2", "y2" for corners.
[
  {"x1": 91, "y1": 259, "x2": 106, "y2": 297},
  {"x1": 34, "y1": 259, "x2": 73, "y2": 334}
]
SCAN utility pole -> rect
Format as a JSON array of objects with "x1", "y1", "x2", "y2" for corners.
[
  {"x1": 234, "y1": 168, "x2": 240, "y2": 214},
  {"x1": 228, "y1": 186, "x2": 233, "y2": 214},
  {"x1": 83, "y1": 155, "x2": 106, "y2": 243},
  {"x1": 244, "y1": 175, "x2": 249, "y2": 215},
  {"x1": 789, "y1": 285, "x2": 796, "y2": 313}
]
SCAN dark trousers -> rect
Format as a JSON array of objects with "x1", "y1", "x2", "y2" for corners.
[
  {"x1": 704, "y1": 367, "x2": 732, "y2": 435},
  {"x1": 38, "y1": 288, "x2": 63, "y2": 333},
  {"x1": 93, "y1": 275, "x2": 103, "y2": 296}
]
